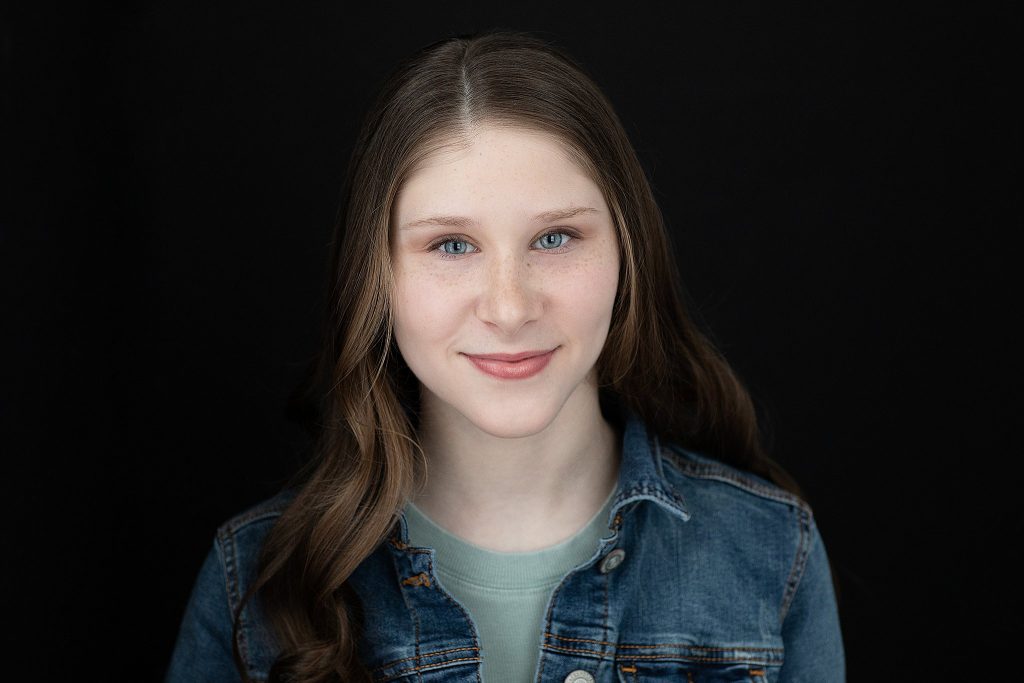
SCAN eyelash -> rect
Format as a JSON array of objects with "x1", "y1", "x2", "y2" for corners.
[{"x1": 427, "y1": 229, "x2": 581, "y2": 261}]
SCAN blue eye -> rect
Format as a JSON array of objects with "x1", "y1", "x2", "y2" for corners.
[
  {"x1": 537, "y1": 232, "x2": 569, "y2": 250},
  {"x1": 440, "y1": 239, "x2": 475, "y2": 256}
]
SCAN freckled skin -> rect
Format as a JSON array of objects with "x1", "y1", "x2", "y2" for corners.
[{"x1": 390, "y1": 124, "x2": 620, "y2": 439}]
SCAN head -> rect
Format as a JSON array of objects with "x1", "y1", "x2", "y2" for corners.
[
  {"x1": 324, "y1": 30, "x2": 677, "y2": 446},
  {"x1": 248, "y1": 30, "x2": 790, "y2": 683}
]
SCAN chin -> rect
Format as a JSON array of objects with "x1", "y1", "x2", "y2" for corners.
[{"x1": 456, "y1": 399, "x2": 563, "y2": 439}]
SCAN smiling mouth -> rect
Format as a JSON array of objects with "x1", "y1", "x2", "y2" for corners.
[
  {"x1": 463, "y1": 348, "x2": 558, "y2": 379},
  {"x1": 464, "y1": 349, "x2": 556, "y2": 362}
]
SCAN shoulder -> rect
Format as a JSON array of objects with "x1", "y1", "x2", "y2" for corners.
[
  {"x1": 212, "y1": 490, "x2": 297, "y2": 679},
  {"x1": 169, "y1": 490, "x2": 297, "y2": 682},
  {"x1": 214, "y1": 489, "x2": 296, "y2": 561},
  {"x1": 657, "y1": 443, "x2": 819, "y2": 620},
  {"x1": 212, "y1": 488, "x2": 297, "y2": 605},
  {"x1": 658, "y1": 442, "x2": 812, "y2": 519}
]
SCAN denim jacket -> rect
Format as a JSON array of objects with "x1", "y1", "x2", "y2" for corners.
[{"x1": 167, "y1": 413, "x2": 845, "y2": 682}]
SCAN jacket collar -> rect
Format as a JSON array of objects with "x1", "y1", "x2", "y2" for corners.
[{"x1": 606, "y1": 410, "x2": 690, "y2": 528}]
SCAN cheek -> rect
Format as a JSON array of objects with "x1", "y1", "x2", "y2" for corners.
[
  {"x1": 553, "y1": 244, "x2": 620, "y2": 325},
  {"x1": 392, "y1": 262, "x2": 472, "y2": 350}
]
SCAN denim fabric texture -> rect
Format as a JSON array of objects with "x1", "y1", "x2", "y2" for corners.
[{"x1": 166, "y1": 412, "x2": 845, "y2": 682}]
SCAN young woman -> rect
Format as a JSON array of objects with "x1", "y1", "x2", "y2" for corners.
[{"x1": 167, "y1": 30, "x2": 844, "y2": 683}]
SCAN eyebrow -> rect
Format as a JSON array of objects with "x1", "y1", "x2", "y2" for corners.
[{"x1": 399, "y1": 206, "x2": 599, "y2": 231}]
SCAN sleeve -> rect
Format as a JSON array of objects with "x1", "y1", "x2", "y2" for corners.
[
  {"x1": 165, "y1": 539, "x2": 244, "y2": 683},
  {"x1": 776, "y1": 519, "x2": 846, "y2": 682}
]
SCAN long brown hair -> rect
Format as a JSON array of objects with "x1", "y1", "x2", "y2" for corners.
[{"x1": 234, "y1": 29, "x2": 802, "y2": 683}]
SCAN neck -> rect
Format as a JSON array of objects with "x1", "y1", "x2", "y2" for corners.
[{"x1": 410, "y1": 383, "x2": 622, "y2": 552}]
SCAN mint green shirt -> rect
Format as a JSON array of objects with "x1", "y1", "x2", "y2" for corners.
[{"x1": 403, "y1": 488, "x2": 616, "y2": 683}]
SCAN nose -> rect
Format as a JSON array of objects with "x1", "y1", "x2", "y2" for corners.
[{"x1": 475, "y1": 251, "x2": 543, "y2": 337}]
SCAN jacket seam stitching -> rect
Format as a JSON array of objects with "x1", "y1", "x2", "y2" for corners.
[
  {"x1": 391, "y1": 549, "x2": 424, "y2": 683},
  {"x1": 224, "y1": 509, "x2": 285, "y2": 535},
  {"x1": 661, "y1": 447, "x2": 810, "y2": 513},
  {"x1": 544, "y1": 633, "x2": 782, "y2": 652},
  {"x1": 427, "y1": 552, "x2": 481, "y2": 683},
  {"x1": 371, "y1": 646, "x2": 481, "y2": 673},
  {"x1": 376, "y1": 656, "x2": 483, "y2": 681},
  {"x1": 543, "y1": 643, "x2": 777, "y2": 664},
  {"x1": 537, "y1": 567, "x2": 574, "y2": 681},
  {"x1": 779, "y1": 505, "x2": 813, "y2": 623},
  {"x1": 602, "y1": 548, "x2": 610, "y2": 646},
  {"x1": 216, "y1": 527, "x2": 252, "y2": 673}
]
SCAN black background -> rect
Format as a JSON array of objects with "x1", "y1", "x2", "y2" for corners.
[{"x1": 2, "y1": 2, "x2": 1017, "y2": 679}]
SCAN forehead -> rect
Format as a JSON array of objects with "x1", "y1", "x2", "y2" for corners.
[{"x1": 393, "y1": 126, "x2": 605, "y2": 223}]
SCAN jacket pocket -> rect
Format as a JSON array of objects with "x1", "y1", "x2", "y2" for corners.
[{"x1": 616, "y1": 661, "x2": 774, "y2": 683}]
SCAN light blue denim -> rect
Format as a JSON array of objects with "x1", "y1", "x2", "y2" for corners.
[{"x1": 167, "y1": 411, "x2": 845, "y2": 682}]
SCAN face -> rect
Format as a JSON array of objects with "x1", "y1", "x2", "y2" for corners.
[{"x1": 389, "y1": 124, "x2": 620, "y2": 438}]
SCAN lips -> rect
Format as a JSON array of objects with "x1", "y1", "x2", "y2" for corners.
[
  {"x1": 465, "y1": 349, "x2": 554, "y2": 362},
  {"x1": 463, "y1": 348, "x2": 557, "y2": 380}
]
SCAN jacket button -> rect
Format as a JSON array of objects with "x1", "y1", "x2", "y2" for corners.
[
  {"x1": 564, "y1": 671, "x2": 596, "y2": 683},
  {"x1": 599, "y1": 548, "x2": 626, "y2": 574}
]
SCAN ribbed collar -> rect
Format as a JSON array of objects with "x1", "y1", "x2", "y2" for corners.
[{"x1": 403, "y1": 485, "x2": 617, "y2": 590}]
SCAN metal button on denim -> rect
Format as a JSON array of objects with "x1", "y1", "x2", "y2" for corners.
[
  {"x1": 564, "y1": 671, "x2": 596, "y2": 683},
  {"x1": 599, "y1": 548, "x2": 626, "y2": 573}
]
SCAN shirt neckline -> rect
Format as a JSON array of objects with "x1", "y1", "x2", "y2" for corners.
[{"x1": 403, "y1": 485, "x2": 617, "y2": 591}]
